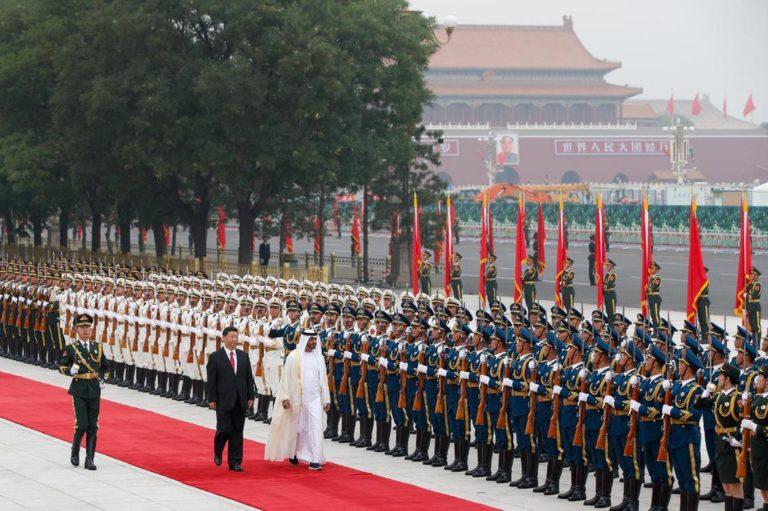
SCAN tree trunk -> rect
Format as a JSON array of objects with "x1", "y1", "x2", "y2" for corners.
[
  {"x1": 31, "y1": 216, "x2": 44, "y2": 247},
  {"x1": 105, "y1": 224, "x2": 113, "y2": 253},
  {"x1": 237, "y1": 201, "x2": 254, "y2": 265},
  {"x1": 191, "y1": 207, "x2": 209, "y2": 260},
  {"x1": 90, "y1": 213, "x2": 101, "y2": 253},
  {"x1": 80, "y1": 223, "x2": 86, "y2": 252},
  {"x1": 152, "y1": 222, "x2": 166, "y2": 258},
  {"x1": 3, "y1": 212, "x2": 16, "y2": 245},
  {"x1": 119, "y1": 221, "x2": 131, "y2": 254},
  {"x1": 171, "y1": 224, "x2": 177, "y2": 256},
  {"x1": 318, "y1": 187, "x2": 325, "y2": 265},
  {"x1": 59, "y1": 210, "x2": 70, "y2": 248},
  {"x1": 363, "y1": 187, "x2": 369, "y2": 282}
]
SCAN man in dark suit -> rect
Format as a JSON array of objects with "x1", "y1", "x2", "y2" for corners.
[
  {"x1": 207, "y1": 326, "x2": 256, "y2": 472},
  {"x1": 258, "y1": 238, "x2": 270, "y2": 266}
]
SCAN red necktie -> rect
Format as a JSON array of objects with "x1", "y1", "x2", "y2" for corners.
[{"x1": 229, "y1": 351, "x2": 236, "y2": 371}]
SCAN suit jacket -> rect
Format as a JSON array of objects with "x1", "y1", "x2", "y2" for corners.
[
  {"x1": 206, "y1": 348, "x2": 256, "y2": 411},
  {"x1": 258, "y1": 242, "x2": 270, "y2": 266}
]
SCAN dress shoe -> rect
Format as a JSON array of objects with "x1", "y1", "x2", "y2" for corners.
[
  {"x1": 229, "y1": 465, "x2": 244, "y2": 472},
  {"x1": 308, "y1": 463, "x2": 323, "y2": 471},
  {"x1": 289, "y1": 456, "x2": 299, "y2": 466},
  {"x1": 84, "y1": 458, "x2": 97, "y2": 470},
  {"x1": 214, "y1": 454, "x2": 222, "y2": 466}
]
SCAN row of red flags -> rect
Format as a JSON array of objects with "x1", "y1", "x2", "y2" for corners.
[{"x1": 668, "y1": 92, "x2": 757, "y2": 118}]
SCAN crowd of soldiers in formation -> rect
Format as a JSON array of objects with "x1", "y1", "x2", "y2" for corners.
[{"x1": 1, "y1": 257, "x2": 768, "y2": 511}]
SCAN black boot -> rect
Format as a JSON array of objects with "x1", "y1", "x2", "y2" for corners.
[
  {"x1": 560, "y1": 465, "x2": 578, "y2": 499},
  {"x1": 416, "y1": 429, "x2": 431, "y2": 463},
  {"x1": 144, "y1": 369, "x2": 156, "y2": 392},
  {"x1": 445, "y1": 437, "x2": 461, "y2": 471},
  {"x1": 393, "y1": 424, "x2": 409, "y2": 457},
  {"x1": 406, "y1": 429, "x2": 422, "y2": 461},
  {"x1": 544, "y1": 459, "x2": 563, "y2": 496},
  {"x1": 120, "y1": 365, "x2": 134, "y2": 387},
  {"x1": 486, "y1": 442, "x2": 505, "y2": 481},
  {"x1": 584, "y1": 468, "x2": 603, "y2": 505},
  {"x1": 534, "y1": 459, "x2": 553, "y2": 492},
  {"x1": 195, "y1": 383, "x2": 208, "y2": 406},
  {"x1": 423, "y1": 432, "x2": 441, "y2": 465},
  {"x1": 452, "y1": 437, "x2": 470, "y2": 472},
  {"x1": 323, "y1": 405, "x2": 335, "y2": 436},
  {"x1": 178, "y1": 377, "x2": 193, "y2": 402},
  {"x1": 658, "y1": 482, "x2": 672, "y2": 511},
  {"x1": 336, "y1": 414, "x2": 351, "y2": 443},
  {"x1": 594, "y1": 469, "x2": 613, "y2": 508},
  {"x1": 84, "y1": 432, "x2": 97, "y2": 470},
  {"x1": 520, "y1": 448, "x2": 539, "y2": 489},
  {"x1": 70, "y1": 430, "x2": 85, "y2": 466},
  {"x1": 610, "y1": 477, "x2": 632, "y2": 511},
  {"x1": 151, "y1": 372, "x2": 165, "y2": 395},
  {"x1": 130, "y1": 367, "x2": 143, "y2": 390},
  {"x1": 368, "y1": 420, "x2": 382, "y2": 451},
  {"x1": 510, "y1": 451, "x2": 529, "y2": 487},
  {"x1": 375, "y1": 422, "x2": 391, "y2": 453},
  {"x1": 568, "y1": 464, "x2": 588, "y2": 502},
  {"x1": 474, "y1": 444, "x2": 492, "y2": 478},
  {"x1": 733, "y1": 497, "x2": 745, "y2": 511},
  {"x1": 496, "y1": 449, "x2": 513, "y2": 484},
  {"x1": 435, "y1": 434, "x2": 449, "y2": 467},
  {"x1": 465, "y1": 442, "x2": 483, "y2": 476}
]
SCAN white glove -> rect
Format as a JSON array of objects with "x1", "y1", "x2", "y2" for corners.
[
  {"x1": 551, "y1": 363, "x2": 560, "y2": 372},
  {"x1": 328, "y1": 349, "x2": 337, "y2": 357},
  {"x1": 604, "y1": 396, "x2": 616, "y2": 408},
  {"x1": 706, "y1": 383, "x2": 717, "y2": 394},
  {"x1": 479, "y1": 354, "x2": 487, "y2": 363},
  {"x1": 529, "y1": 382, "x2": 540, "y2": 394},
  {"x1": 742, "y1": 419, "x2": 758, "y2": 433},
  {"x1": 578, "y1": 392, "x2": 589, "y2": 403},
  {"x1": 701, "y1": 388, "x2": 711, "y2": 399},
  {"x1": 417, "y1": 364, "x2": 428, "y2": 374},
  {"x1": 662, "y1": 404, "x2": 673, "y2": 416},
  {"x1": 460, "y1": 371, "x2": 470, "y2": 380},
  {"x1": 437, "y1": 345, "x2": 444, "y2": 354},
  {"x1": 361, "y1": 353, "x2": 370, "y2": 363},
  {"x1": 629, "y1": 375, "x2": 639, "y2": 387},
  {"x1": 729, "y1": 437, "x2": 743, "y2": 448},
  {"x1": 503, "y1": 377, "x2": 514, "y2": 388},
  {"x1": 378, "y1": 357, "x2": 388, "y2": 368},
  {"x1": 459, "y1": 350, "x2": 467, "y2": 359},
  {"x1": 399, "y1": 362, "x2": 408, "y2": 372},
  {"x1": 343, "y1": 331, "x2": 351, "y2": 340},
  {"x1": 662, "y1": 379, "x2": 671, "y2": 391},
  {"x1": 479, "y1": 375, "x2": 491, "y2": 385},
  {"x1": 528, "y1": 360, "x2": 536, "y2": 370},
  {"x1": 630, "y1": 400, "x2": 641, "y2": 413},
  {"x1": 742, "y1": 392, "x2": 751, "y2": 401},
  {"x1": 438, "y1": 368, "x2": 448, "y2": 378},
  {"x1": 578, "y1": 368, "x2": 588, "y2": 379},
  {"x1": 552, "y1": 385, "x2": 563, "y2": 395},
  {"x1": 343, "y1": 351, "x2": 352, "y2": 360},
  {"x1": 70, "y1": 364, "x2": 80, "y2": 375},
  {"x1": 99, "y1": 380, "x2": 106, "y2": 391},
  {"x1": 614, "y1": 353, "x2": 621, "y2": 363},
  {"x1": 405, "y1": 326, "x2": 412, "y2": 335}
]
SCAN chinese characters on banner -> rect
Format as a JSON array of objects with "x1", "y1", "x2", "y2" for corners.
[
  {"x1": 434, "y1": 139, "x2": 460, "y2": 157},
  {"x1": 554, "y1": 139, "x2": 670, "y2": 156}
]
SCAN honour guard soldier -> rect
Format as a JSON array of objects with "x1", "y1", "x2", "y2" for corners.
[
  {"x1": 700, "y1": 332, "x2": 729, "y2": 503},
  {"x1": 630, "y1": 344, "x2": 673, "y2": 511},
  {"x1": 579, "y1": 337, "x2": 615, "y2": 508},
  {"x1": 368, "y1": 311, "x2": 391, "y2": 453},
  {"x1": 647, "y1": 262, "x2": 663, "y2": 329},
  {"x1": 486, "y1": 328, "x2": 512, "y2": 484},
  {"x1": 505, "y1": 327, "x2": 538, "y2": 489},
  {"x1": 485, "y1": 253, "x2": 498, "y2": 304},
  {"x1": 463, "y1": 327, "x2": 492, "y2": 478},
  {"x1": 405, "y1": 318, "x2": 431, "y2": 462},
  {"x1": 695, "y1": 363, "x2": 746, "y2": 511},
  {"x1": 697, "y1": 268, "x2": 711, "y2": 340},
  {"x1": 442, "y1": 320, "x2": 471, "y2": 472},
  {"x1": 423, "y1": 318, "x2": 450, "y2": 467},
  {"x1": 560, "y1": 257, "x2": 575, "y2": 310},
  {"x1": 663, "y1": 349, "x2": 704, "y2": 510},
  {"x1": 450, "y1": 252, "x2": 463, "y2": 300},
  {"x1": 350, "y1": 308, "x2": 374, "y2": 448},
  {"x1": 746, "y1": 267, "x2": 762, "y2": 340},
  {"x1": 419, "y1": 251, "x2": 433, "y2": 295},
  {"x1": 331, "y1": 306, "x2": 357, "y2": 442},
  {"x1": 523, "y1": 255, "x2": 537, "y2": 312},
  {"x1": 604, "y1": 259, "x2": 617, "y2": 321},
  {"x1": 59, "y1": 313, "x2": 110, "y2": 470},
  {"x1": 740, "y1": 364, "x2": 768, "y2": 511},
  {"x1": 380, "y1": 313, "x2": 409, "y2": 456}
]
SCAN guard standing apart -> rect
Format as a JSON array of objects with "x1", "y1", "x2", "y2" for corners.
[
  {"x1": 647, "y1": 262, "x2": 663, "y2": 330},
  {"x1": 746, "y1": 267, "x2": 761, "y2": 341},
  {"x1": 450, "y1": 253, "x2": 463, "y2": 301},
  {"x1": 523, "y1": 255, "x2": 537, "y2": 312},
  {"x1": 58, "y1": 313, "x2": 111, "y2": 470},
  {"x1": 419, "y1": 251, "x2": 433, "y2": 295},
  {"x1": 560, "y1": 257, "x2": 575, "y2": 311},
  {"x1": 603, "y1": 259, "x2": 617, "y2": 321},
  {"x1": 485, "y1": 254, "x2": 498, "y2": 304},
  {"x1": 697, "y1": 268, "x2": 711, "y2": 340}
]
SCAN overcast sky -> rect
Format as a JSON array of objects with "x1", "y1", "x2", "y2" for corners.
[{"x1": 410, "y1": 0, "x2": 768, "y2": 124}]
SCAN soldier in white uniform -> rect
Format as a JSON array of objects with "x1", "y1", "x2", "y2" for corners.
[{"x1": 113, "y1": 279, "x2": 133, "y2": 387}]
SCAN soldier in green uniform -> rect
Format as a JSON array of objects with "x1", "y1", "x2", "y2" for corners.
[
  {"x1": 741, "y1": 364, "x2": 768, "y2": 510},
  {"x1": 746, "y1": 267, "x2": 761, "y2": 341},
  {"x1": 450, "y1": 252, "x2": 463, "y2": 301},
  {"x1": 58, "y1": 313, "x2": 111, "y2": 470},
  {"x1": 419, "y1": 251, "x2": 433, "y2": 295},
  {"x1": 485, "y1": 254, "x2": 498, "y2": 304},
  {"x1": 697, "y1": 267, "x2": 711, "y2": 340},
  {"x1": 522, "y1": 255, "x2": 537, "y2": 312},
  {"x1": 646, "y1": 262, "x2": 662, "y2": 329},
  {"x1": 559, "y1": 257, "x2": 575, "y2": 311},
  {"x1": 603, "y1": 259, "x2": 617, "y2": 321}
]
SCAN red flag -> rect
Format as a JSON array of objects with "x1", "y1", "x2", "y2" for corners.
[
  {"x1": 351, "y1": 204, "x2": 361, "y2": 256},
  {"x1": 478, "y1": 193, "x2": 488, "y2": 306},
  {"x1": 513, "y1": 194, "x2": 526, "y2": 303},
  {"x1": 332, "y1": 200, "x2": 340, "y2": 233},
  {"x1": 217, "y1": 206, "x2": 226, "y2": 249},
  {"x1": 723, "y1": 97, "x2": 728, "y2": 120},
  {"x1": 640, "y1": 193, "x2": 653, "y2": 315},
  {"x1": 734, "y1": 193, "x2": 752, "y2": 318},
  {"x1": 487, "y1": 201, "x2": 495, "y2": 254},
  {"x1": 691, "y1": 92, "x2": 702, "y2": 116},
  {"x1": 536, "y1": 202, "x2": 546, "y2": 273},
  {"x1": 140, "y1": 227, "x2": 148, "y2": 244},
  {"x1": 435, "y1": 201, "x2": 443, "y2": 271},
  {"x1": 667, "y1": 92, "x2": 675, "y2": 115},
  {"x1": 163, "y1": 225, "x2": 171, "y2": 248},
  {"x1": 743, "y1": 92, "x2": 756, "y2": 117},
  {"x1": 595, "y1": 194, "x2": 606, "y2": 310},
  {"x1": 686, "y1": 199, "x2": 708, "y2": 322},
  {"x1": 313, "y1": 216, "x2": 321, "y2": 254},
  {"x1": 444, "y1": 195, "x2": 453, "y2": 296},
  {"x1": 283, "y1": 216, "x2": 294, "y2": 255},
  {"x1": 411, "y1": 193, "x2": 422, "y2": 295},
  {"x1": 77, "y1": 224, "x2": 83, "y2": 241},
  {"x1": 554, "y1": 200, "x2": 566, "y2": 308}
]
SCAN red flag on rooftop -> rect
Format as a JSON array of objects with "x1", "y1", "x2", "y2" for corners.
[
  {"x1": 744, "y1": 92, "x2": 756, "y2": 117},
  {"x1": 686, "y1": 199, "x2": 708, "y2": 322},
  {"x1": 667, "y1": 92, "x2": 675, "y2": 115},
  {"x1": 723, "y1": 97, "x2": 728, "y2": 120},
  {"x1": 691, "y1": 92, "x2": 702, "y2": 116}
]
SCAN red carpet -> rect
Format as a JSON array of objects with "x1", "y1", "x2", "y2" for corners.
[{"x1": 0, "y1": 371, "x2": 497, "y2": 511}]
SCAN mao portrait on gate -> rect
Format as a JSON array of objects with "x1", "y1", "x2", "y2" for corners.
[{"x1": 495, "y1": 134, "x2": 519, "y2": 166}]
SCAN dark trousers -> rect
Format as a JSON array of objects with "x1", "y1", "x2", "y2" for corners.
[
  {"x1": 214, "y1": 396, "x2": 246, "y2": 467},
  {"x1": 747, "y1": 306, "x2": 761, "y2": 340},
  {"x1": 450, "y1": 279, "x2": 463, "y2": 301},
  {"x1": 73, "y1": 396, "x2": 100, "y2": 435}
]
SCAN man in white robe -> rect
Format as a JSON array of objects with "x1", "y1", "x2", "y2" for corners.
[{"x1": 264, "y1": 329, "x2": 330, "y2": 470}]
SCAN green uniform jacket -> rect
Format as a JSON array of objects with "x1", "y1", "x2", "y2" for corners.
[{"x1": 58, "y1": 341, "x2": 111, "y2": 399}]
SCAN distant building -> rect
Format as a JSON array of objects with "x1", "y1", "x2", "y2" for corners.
[{"x1": 426, "y1": 17, "x2": 768, "y2": 186}]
